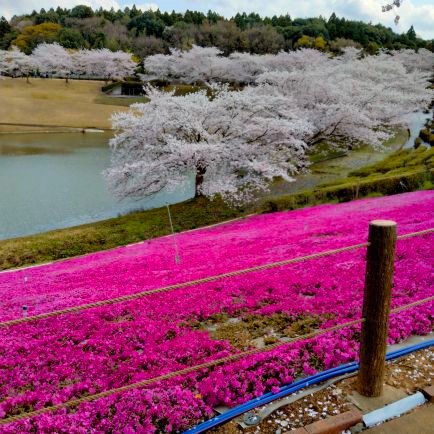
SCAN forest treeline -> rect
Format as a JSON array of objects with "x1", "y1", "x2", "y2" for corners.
[{"x1": 0, "y1": 4, "x2": 432, "y2": 58}]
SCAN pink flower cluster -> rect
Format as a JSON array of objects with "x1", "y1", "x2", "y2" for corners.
[{"x1": 0, "y1": 191, "x2": 432, "y2": 433}]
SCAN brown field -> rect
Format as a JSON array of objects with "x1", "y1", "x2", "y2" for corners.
[{"x1": 0, "y1": 77, "x2": 129, "y2": 132}]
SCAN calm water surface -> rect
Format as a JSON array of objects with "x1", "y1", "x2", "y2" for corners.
[
  {"x1": 403, "y1": 109, "x2": 433, "y2": 149},
  {"x1": 0, "y1": 133, "x2": 194, "y2": 240}
]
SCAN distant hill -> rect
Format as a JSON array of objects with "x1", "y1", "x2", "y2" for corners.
[{"x1": 1, "y1": 6, "x2": 433, "y2": 58}]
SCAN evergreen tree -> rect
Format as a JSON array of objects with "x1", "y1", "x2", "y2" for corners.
[{"x1": 407, "y1": 25, "x2": 417, "y2": 41}]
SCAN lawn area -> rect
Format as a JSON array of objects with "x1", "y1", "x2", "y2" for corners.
[
  {"x1": 0, "y1": 191, "x2": 432, "y2": 432},
  {"x1": 0, "y1": 78, "x2": 129, "y2": 131},
  {"x1": 0, "y1": 79, "x2": 207, "y2": 132}
]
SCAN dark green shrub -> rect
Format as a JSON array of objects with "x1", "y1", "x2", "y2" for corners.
[
  {"x1": 101, "y1": 81, "x2": 120, "y2": 92},
  {"x1": 261, "y1": 170, "x2": 433, "y2": 213},
  {"x1": 420, "y1": 128, "x2": 430, "y2": 142}
]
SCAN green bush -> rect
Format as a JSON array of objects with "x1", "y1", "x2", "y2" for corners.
[
  {"x1": 261, "y1": 170, "x2": 433, "y2": 213},
  {"x1": 162, "y1": 84, "x2": 205, "y2": 97},
  {"x1": 101, "y1": 81, "x2": 120, "y2": 92},
  {"x1": 420, "y1": 128, "x2": 430, "y2": 142},
  {"x1": 148, "y1": 79, "x2": 170, "y2": 87}
]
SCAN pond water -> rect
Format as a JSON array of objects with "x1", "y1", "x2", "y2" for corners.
[
  {"x1": 403, "y1": 109, "x2": 433, "y2": 149},
  {"x1": 0, "y1": 133, "x2": 194, "y2": 240}
]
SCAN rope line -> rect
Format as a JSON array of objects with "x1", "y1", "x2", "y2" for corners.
[
  {"x1": 0, "y1": 228, "x2": 432, "y2": 329},
  {"x1": 0, "y1": 242, "x2": 369, "y2": 328},
  {"x1": 390, "y1": 295, "x2": 434, "y2": 314},
  {"x1": 396, "y1": 227, "x2": 434, "y2": 240},
  {"x1": 1, "y1": 294, "x2": 433, "y2": 426}
]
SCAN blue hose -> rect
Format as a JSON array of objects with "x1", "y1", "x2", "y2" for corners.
[{"x1": 184, "y1": 339, "x2": 433, "y2": 433}]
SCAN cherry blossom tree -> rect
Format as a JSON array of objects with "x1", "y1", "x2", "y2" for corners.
[
  {"x1": 142, "y1": 46, "x2": 228, "y2": 83},
  {"x1": 110, "y1": 49, "x2": 433, "y2": 205},
  {"x1": 1, "y1": 45, "x2": 137, "y2": 82},
  {"x1": 105, "y1": 85, "x2": 313, "y2": 203},
  {"x1": 382, "y1": 0, "x2": 403, "y2": 25},
  {"x1": 0, "y1": 46, "x2": 35, "y2": 82},
  {"x1": 266, "y1": 49, "x2": 330, "y2": 72},
  {"x1": 390, "y1": 48, "x2": 434, "y2": 73},
  {"x1": 142, "y1": 46, "x2": 330, "y2": 85},
  {"x1": 142, "y1": 45, "x2": 434, "y2": 89},
  {"x1": 73, "y1": 48, "x2": 136, "y2": 81},
  {"x1": 257, "y1": 51, "x2": 433, "y2": 149},
  {"x1": 31, "y1": 43, "x2": 73, "y2": 82}
]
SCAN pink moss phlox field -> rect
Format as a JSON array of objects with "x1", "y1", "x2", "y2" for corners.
[{"x1": 0, "y1": 191, "x2": 432, "y2": 433}]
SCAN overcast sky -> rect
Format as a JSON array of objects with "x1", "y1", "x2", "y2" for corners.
[{"x1": 1, "y1": 0, "x2": 434, "y2": 39}]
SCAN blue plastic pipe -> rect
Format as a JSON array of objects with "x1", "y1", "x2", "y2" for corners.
[{"x1": 184, "y1": 339, "x2": 434, "y2": 433}]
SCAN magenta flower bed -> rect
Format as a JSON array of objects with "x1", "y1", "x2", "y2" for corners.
[{"x1": 0, "y1": 191, "x2": 432, "y2": 433}]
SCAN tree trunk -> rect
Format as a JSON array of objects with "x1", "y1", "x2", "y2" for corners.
[{"x1": 195, "y1": 163, "x2": 206, "y2": 198}]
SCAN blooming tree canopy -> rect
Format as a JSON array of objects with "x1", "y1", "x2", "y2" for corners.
[
  {"x1": 382, "y1": 0, "x2": 403, "y2": 24},
  {"x1": 73, "y1": 48, "x2": 136, "y2": 80},
  {"x1": 105, "y1": 85, "x2": 312, "y2": 203},
  {"x1": 257, "y1": 50, "x2": 433, "y2": 148},
  {"x1": 0, "y1": 44, "x2": 136, "y2": 80},
  {"x1": 31, "y1": 43, "x2": 73, "y2": 80},
  {"x1": 142, "y1": 46, "x2": 330, "y2": 84},
  {"x1": 142, "y1": 45, "x2": 434, "y2": 86},
  {"x1": 108, "y1": 47, "x2": 433, "y2": 204},
  {"x1": 0, "y1": 46, "x2": 35, "y2": 78},
  {"x1": 391, "y1": 48, "x2": 434, "y2": 73},
  {"x1": 143, "y1": 46, "x2": 227, "y2": 83}
]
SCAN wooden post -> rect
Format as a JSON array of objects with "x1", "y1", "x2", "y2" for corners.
[{"x1": 358, "y1": 220, "x2": 397, "y2": 397}]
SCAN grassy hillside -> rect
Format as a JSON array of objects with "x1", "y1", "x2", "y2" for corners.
[{"x1": 0, "y1": 78, "x2": 128, "y2": 132}]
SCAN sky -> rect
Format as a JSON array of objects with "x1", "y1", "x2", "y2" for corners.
[{"x1": 1, "y1": 0, "x2": 434, "y2": 39}]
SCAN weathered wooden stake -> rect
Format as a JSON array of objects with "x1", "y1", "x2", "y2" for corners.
[{"x1": 358, "y1": 220, "x2": 397, "y2": 397}]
